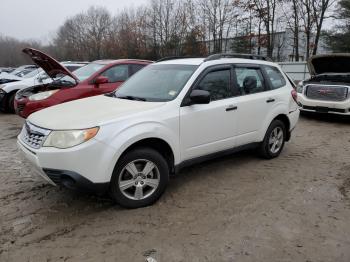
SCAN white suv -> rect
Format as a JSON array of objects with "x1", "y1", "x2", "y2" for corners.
[{"x1": 18, "y1": 54, "x2": 299, "y2": 208}]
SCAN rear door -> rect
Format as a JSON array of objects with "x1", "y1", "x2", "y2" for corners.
[
  {"x1": 232, "y1": 65, "x2": 273, "y2": 146},
  {"x1": 180, "y1": 65, "x2": 239, "y2": 160}
]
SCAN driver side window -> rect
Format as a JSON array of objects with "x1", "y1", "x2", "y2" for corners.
[
  {"x1": 101, "y1": 65, "x2": 129, "y2": 83},
  {"x1": 195, "y1": 69, "x2": 232, "y2": 101}
]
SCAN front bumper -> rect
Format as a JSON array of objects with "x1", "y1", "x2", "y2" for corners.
[
  {"x1": 298, "y1": 93, "x2": 350, "y2": 115},
  {"x1": 17, "y1": 135, "x2": 116, "y2": 195},
  {"x1": 14, "y1": 98, "x2": 48, "y2": 119}
]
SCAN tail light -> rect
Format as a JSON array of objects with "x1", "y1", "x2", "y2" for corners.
[
  {"x1": 291, "y1": 90, "x2": 298, "y2": 103},
  {"x1": 291, "y1": 89, "x2": 301, "y2": 107}
]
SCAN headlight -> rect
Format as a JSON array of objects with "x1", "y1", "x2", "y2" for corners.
[
  {"x1": 29, "y1": 90, "x2": 59, "y2": 101},
  {"x1": 297, "y1": 81, "x2": 304, "y2": 93},
  {"x1": 43, "y1": 127, "x2": 99, "y2": 149}
]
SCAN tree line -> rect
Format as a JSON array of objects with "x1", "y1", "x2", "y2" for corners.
[
  {"x1": 325, "y1": 0, "x2": 350, "y2": 52},
  {"x1": 0, "y1": 0, "x2": 341, "y2": 67}
]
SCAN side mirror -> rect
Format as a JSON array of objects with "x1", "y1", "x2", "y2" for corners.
[
  {"x1": 94, "y1": 76, "x2": 109, "y2": 87},
  {"x1": 189, "y1": 90, "x2": 210, "y2": 104}
]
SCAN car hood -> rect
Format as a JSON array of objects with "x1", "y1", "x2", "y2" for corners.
[
  {"x1": 22, "y1": 48, "x2": 79, "y2": 82},
  {"x1": 28, "y1": 95, "x2": 166, "y2": 130},
  {"x1": 308, "y1": 54, "x2": 350, "y2": 75}
]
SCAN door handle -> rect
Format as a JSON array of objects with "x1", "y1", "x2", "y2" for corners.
[
  {"x1": 226, "y1": 105, "x2": 238, "y2": 112},
  {"x1": 266, "y1": 98, "x2": 275, "y2": 103}
]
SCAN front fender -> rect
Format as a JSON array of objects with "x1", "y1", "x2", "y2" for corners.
[{"x1": 95, "y1": 121, "x2": 179, "y2": 181}]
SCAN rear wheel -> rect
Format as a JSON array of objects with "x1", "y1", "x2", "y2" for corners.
[
  {"x1": 259, "y1": 120, "x2": 286, "y2": 159},
  {"x1": 110, "y1": 147, "x2": 169, "y2": 208}
]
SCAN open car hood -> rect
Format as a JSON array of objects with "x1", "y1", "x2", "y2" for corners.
[
  {"x1": 308, "y1": 54, "x2": 350, "y2": 76},
  {"x1": 22, "y1": 48, "x2": 79, "y2": 82}
]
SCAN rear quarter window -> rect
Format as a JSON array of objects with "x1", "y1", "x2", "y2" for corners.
[{"x1": 264, "y1": 65, "x2": 286, "y2": 89}]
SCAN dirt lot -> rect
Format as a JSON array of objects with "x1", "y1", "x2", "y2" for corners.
[{"x1": 0, "y1": 113, "x2": 350, "y2": 262}]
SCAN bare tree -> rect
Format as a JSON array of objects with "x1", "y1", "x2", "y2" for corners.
[
  {"x1": 311, "y1": 0, "x2": 337, "y2": 55},
  {"x1": 54, "y1": 6, "x2": 112, "y2": 61},
  {"x1": 197, "y1": 0, "x2": 238, "y2": 53},
  {"x1": 251, "y1": 0, "x2": 279, "y2": 58}
]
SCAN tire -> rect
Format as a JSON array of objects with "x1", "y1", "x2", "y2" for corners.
[
  {"x1": 259, "y1": 120, "x2": 286, "y2": 159},
  {"x1": 109, "y1": 147, "x2": 169, "y2": 208},
  {"x1": 6, "y1": 92, "x2": 16, "y2": 113}
]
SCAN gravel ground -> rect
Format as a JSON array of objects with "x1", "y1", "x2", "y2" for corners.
[{"x1": 0, "y1": 112, "x2": 350, "y2": 262}]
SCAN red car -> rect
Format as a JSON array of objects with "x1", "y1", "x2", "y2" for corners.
[{"x1": 15, "y1": 48, "x2": 152, "y2": 118}]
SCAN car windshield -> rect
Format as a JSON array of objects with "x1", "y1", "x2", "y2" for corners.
[
  {"x1": 115, "y1": 64, "x2": 198, "y2": 102},
  {"x1": 70, "y1": 63, "x2": 104, "y2": 81},
  {"x1": 20, "y1": 69, "x2": 42, "y2": 78},
  {"x1": 11, "y1": 66, "x2": 28, "y2": 75}
]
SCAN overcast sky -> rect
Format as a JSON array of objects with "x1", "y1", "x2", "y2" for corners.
[{"x1": 0, "y1": 0, "x2": 148, "y2": 42}]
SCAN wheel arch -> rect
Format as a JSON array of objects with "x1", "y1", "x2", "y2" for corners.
[
  {"x1": 116, "y1": 137, "x2": 175, "y2": 174},
  {"x1": 271, "y1": 114, "x2": 291, "y2": 141}
]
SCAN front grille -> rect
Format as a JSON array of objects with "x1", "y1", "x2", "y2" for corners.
[
  {"x1": 306, "y1": 85, "x2": 348, "y2": 101},
  {"x1": 17, "y1": 103, "x2": 25, "y2": 113},
  {"x1": 21, "y1": 122, "x2": 50, "y2": 149}
]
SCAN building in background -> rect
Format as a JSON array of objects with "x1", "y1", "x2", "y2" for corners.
[{"x1": 205, "y1": 28, "x2": 330, "y2": 62}]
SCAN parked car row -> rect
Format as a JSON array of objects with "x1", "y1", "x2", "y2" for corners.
[
  {"x1": 0, "y1": 48, "x2": 152, "y2": 116},
  {"x1": 15, "y1": 50, "x2": 300, "y2": 208},
  {"x1": 0, "y1": 60, "x2": 88, "y2": 113}
]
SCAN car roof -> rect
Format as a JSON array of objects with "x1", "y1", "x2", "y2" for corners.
[
  {"x1": 93, "y1": 59, "x2": 153, "y2": 65},
  {"x1": 156, "y1": 57, "x2": 278, "y2": 67},
  {"x1": 61, "y1": 61, "x2": 89, "y2": 66}
]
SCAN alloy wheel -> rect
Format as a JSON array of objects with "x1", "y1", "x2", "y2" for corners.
[
  {"x1": 118, "y1": 159, "x2": 160, "y2": 200},
  {"x1": 268, "y1": 126, "x2": 284, "y2": 154}
]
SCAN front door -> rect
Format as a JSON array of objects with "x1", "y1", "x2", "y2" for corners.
[{"x1": 180, "y1": 66, "x2": 238, "y2": 161}]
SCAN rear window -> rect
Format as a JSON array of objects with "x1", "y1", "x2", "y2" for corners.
[{"x1": 264, "y1": 66, "x2": 286, "y2": 89}]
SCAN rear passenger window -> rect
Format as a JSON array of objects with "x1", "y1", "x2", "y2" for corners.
[
  {"x1": 235, "y1": 67, "x2": 265, "y2": 95},
  {"x1": 195, "y1": 69, "x2": 232, "y2": 101},
  {"x1": 264, "y1": 66, "x2": 286, "y2": 89}
]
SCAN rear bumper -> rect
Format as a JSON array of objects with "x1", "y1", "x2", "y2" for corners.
[
  {"x1": 298, "y1": 94, "x2": 350, "y2": 115},
  {"x1": 287, "y1": 109, "x2": 299, "y2": 141}
]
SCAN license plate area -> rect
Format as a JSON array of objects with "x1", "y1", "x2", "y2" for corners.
[{"x1": 315, "y1": 106, "x2": 329, "y2": 113}]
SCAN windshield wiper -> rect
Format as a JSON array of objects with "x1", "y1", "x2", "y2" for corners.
[{"x1": 116, "y1": 95, "x2": 147, "y2": 101}]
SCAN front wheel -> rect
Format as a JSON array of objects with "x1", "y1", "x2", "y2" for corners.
[
  {"x1": 2, "y1": 92, "x2": 16, "y2": 113},
  {"x1": 109, "y1": 147, "x2": 169, "y2": 208},
  {"x1": 259, "y1": 120, "x2": 286, "y2": 159}
]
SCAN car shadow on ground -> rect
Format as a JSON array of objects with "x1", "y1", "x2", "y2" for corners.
[
  {"x1": 29, "y1": 149, "x2": 256, "y2": 212},
  {"x1": 300, "y1": 111, "x2": 350, "y2": 124}
]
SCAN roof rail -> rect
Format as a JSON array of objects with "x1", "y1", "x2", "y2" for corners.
[
  {"x1": 204, "y1": 53, "x2": 272, "y2": 62},
  {"x1": 156, "y1": 56, "x2": 202, "y2": 62}
]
